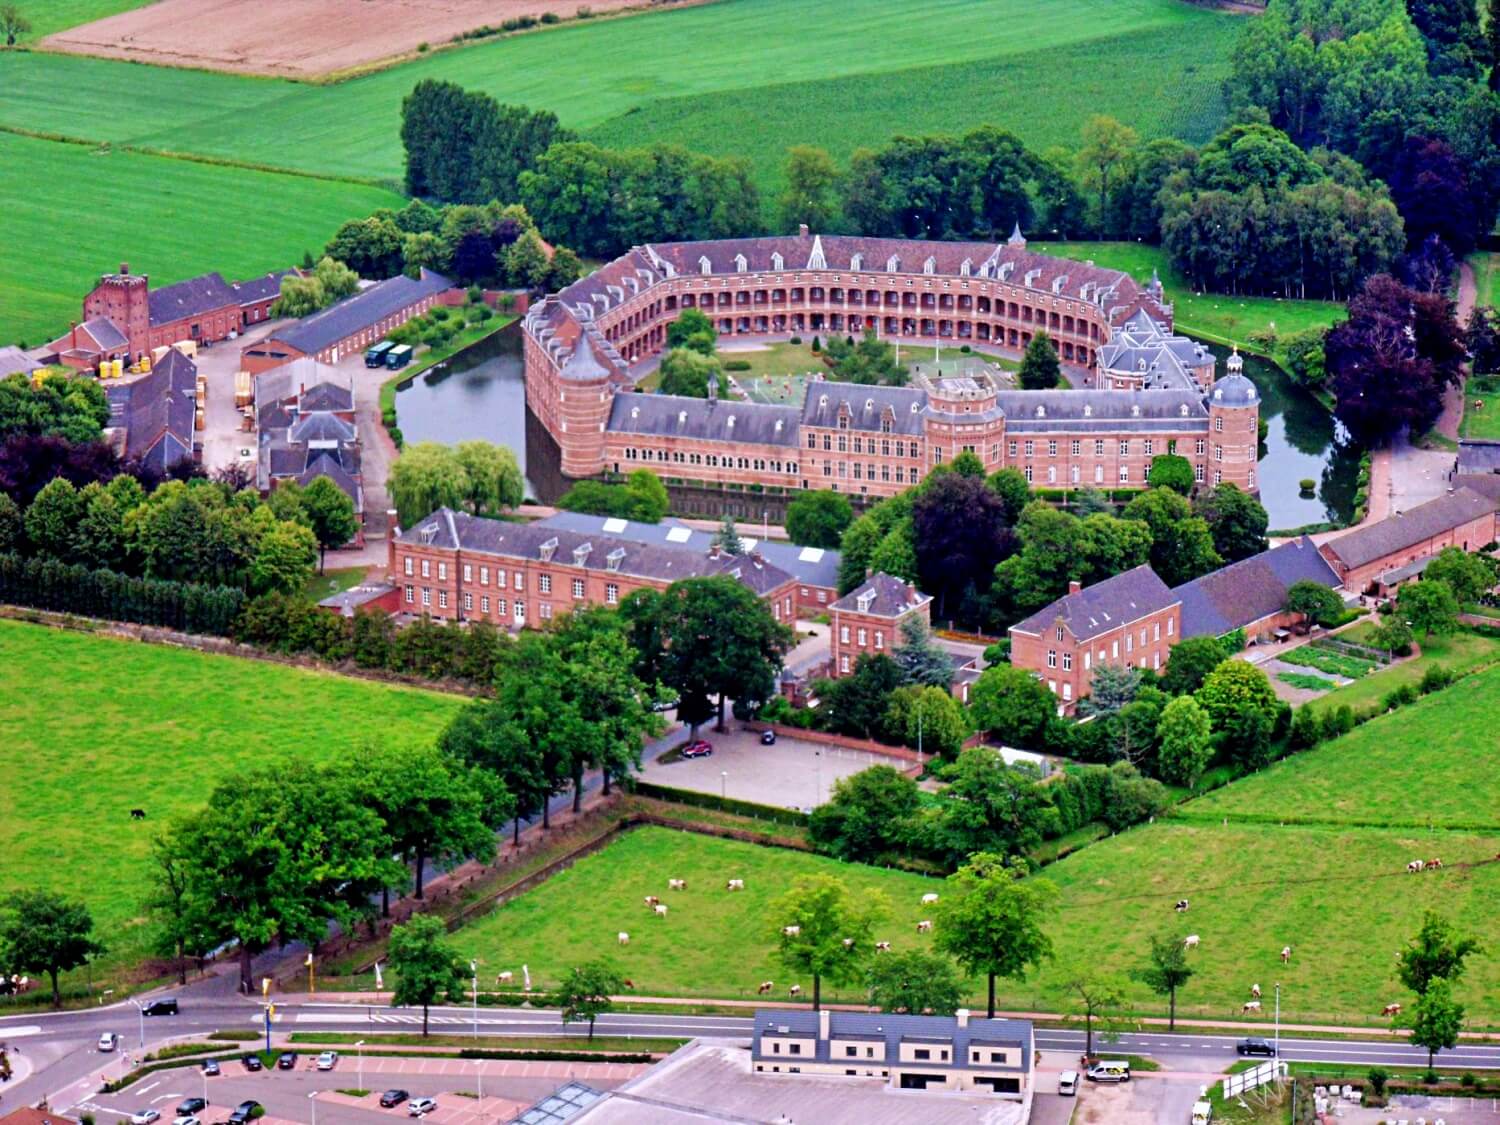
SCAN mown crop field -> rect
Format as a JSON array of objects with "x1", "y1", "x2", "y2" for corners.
[
  {"x1": 0, "y1": 619, "x2": 465, "y2": 977},
  {"x1": 0, "y1": 132, "x2": 403, "y2": 346}
]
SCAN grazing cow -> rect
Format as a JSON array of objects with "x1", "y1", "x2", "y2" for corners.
[
  {"x1": 1425, "y1": 858, "x2": 1443, "y2": 870},
  {"x1": 644, "y1": 895, "x2": 661, "y2": 908},
  {"x1": 1250, "y1": 983, "x2": 1261, "y2": 999},
  {"x1": 1382, "y1": 1003, "x2": 1402, "y2": 1017},
  {"x1": 921, "y1": 893, "x2": 940, "y2": 905},
  {"x1": 916, "y1": 920, "x2": 933, "y2": 933},
  {"x1": 1174, "y1": 899, "x2": 1189, "y2": 913},
  {"x1": 782, "y1": 925, "x2": 801, "y2": 937},
  {"x1": 1242, "y1": 1001, "x2": 1262, "y2": 1014},
  {"x1": 1183, "y1": 934, "x2": 1200, "y2": 950},
  {"x1": 841, "y1": 938, "x2": 855, "y2": 949},
  {"x1": 788, "y1": 985, "x2": 802, "y2": 997},
  {"x1": 1407, "y1": 860, "x2": 1425, "y2": 874},
  {"x1": 668, "y1": 879, "x2": 686, "y2": 891},
  {"x1": 622, "y1": 979, "x2": 635, "y2": 989},
  {"x1": 654, "y1": 904, "x2": 668, "y2": 918},
  {"x1": 875, "y1": 941, "x2": 892, "y2": 952},
  {"x1": 129, "y1": 809, "x2": 146, "y2": 820},
  {"x1": 726, "y1": 879, "x2": 745, "y2": 891},
  {"x1": 1280, "y1": 946, "x2": 1291, "y2": 964},
  {"x1": 496, "y1": 971, "x2": 513, "y2": 985},
  {"x1": 757, "y1": 981, "x2": 774, "y2": 995},
  {"x1": 618, "y1": 932, "x2": 630, "y2": 945}
]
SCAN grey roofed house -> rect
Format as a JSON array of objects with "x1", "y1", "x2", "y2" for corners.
[
  {"x1": 289, "y1": 411, "x2": 356, "y2": 445},
  {"x1": 397, "y1": 508, "x2": 794, "y2": 593},
  {"x1": 295, "y1": 452, "x2": 362, "y2": 508},
  {"x1": 1457, "y1": 440, "x2": 1500, "y2": 475},
  {"x1": 1171, "y1": 536, "x2": 1340, "y2": 638},
  {"x1": 831, "y1": 571, "x2": 931, "y2": 618},
  {"x1": 230, "y1": 268, "x2": 298, "y2": 307},
  {"x1": 105, "y1": 347, "x2": 197, "y2": 471},
  {"x1": 1096, "y1": 306, "x2": 1218, "y2": 392},
  {"x1": 1320, "y1": 487, "x2": 1500, "y2": 570},
  {"x1": 993, "y1": 387, "x2": 1207, "y2": 432},
  {"x1": 0, "y1": 346, "x2": 38, "y2": 378},
  {"x1": 298, "y1": 381, "x2": 355, "y2": 414},
  {"x1": 1009, "y1": 564, "x2": 1178, "y2": 641},
  {"x1": 752, "y1": 1008, "x2": 1032, "y2": 1077},
  {"x1": 145, "y1": 272, "x2": 238, "y2": 327},
  {"x1": 68, "y1": 317, "x2": 130, "y2": 355},
  {"x1": 533, "y1": 511, "x2": 842, "y2": 590},
  {"x1": 802, "y1": 381, "x2": 927, "y2": 435},
  {"x1": 607, "y1": 393, "x2": 800, "y2": 447},
  {"x1": 271, "y1": 269, "x2": 452, "y2": 357}
]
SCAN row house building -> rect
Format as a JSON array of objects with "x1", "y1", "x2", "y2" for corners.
[
  {"x1": 828, "y1": 572, "x2": 931, "y2": 676},
  {"x1": 522, "y1": 230, "x2": 1260, "y2": 498}
]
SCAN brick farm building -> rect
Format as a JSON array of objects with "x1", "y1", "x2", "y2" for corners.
[{"x1": 521, "y1": 230, "x2": 1260, "y2": 501}]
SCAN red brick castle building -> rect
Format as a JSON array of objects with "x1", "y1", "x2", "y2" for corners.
[{"x1": 522, "y1": 230, "x2": 1260, "y2": 498}]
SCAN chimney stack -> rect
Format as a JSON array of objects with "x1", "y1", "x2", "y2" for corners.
[
  {"x1": 818, "y1": 1008, "x2": 830, "y2": 1040},
  {"x1": 1068, "y1": 580, "x2": 1082, "y2": 595},
  {"x1": 956, "y1": 1008, "x2": 970, "y2": 1028},
  {"x1": 120, "y1": 262, "x2": 129, "y2": 275},
  {"x1": 798, "y1": 223, "x2": 810, "y2": 238}
]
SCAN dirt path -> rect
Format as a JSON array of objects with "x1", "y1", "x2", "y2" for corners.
[{"x1": 1435, "y1": 260, "x2": 1480, "y2": 442}]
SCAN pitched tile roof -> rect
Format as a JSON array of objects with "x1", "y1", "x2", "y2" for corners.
[
  {"x1": 230, "y1": 268, "x2": 299, "y2": 306},
  {"x1": 296, "y1": 451, "x2": 362, "y2": 507},
  {"x1": 802, "y1": 383, "x2": 927, "y2": 435},
  {"x1": 0, "y1": 345, "x2": 39, "y2": 377},
  {"x1": 147, "y1": 272, "x2": 238, "y2": 327},
  {"x1": 607, "y1": 393, "x2": 800, "y2": 447},
  {"x1": 105, "y1": 347, "x2": 197, "y2": 471},
  {"x1": 298, "y1": 380, "x2": 355, "y2": 414},
  {"x1": 1010, "y1": 564, "x2": 1177, "y2": 641},
  {"x1": 80, "y1": 317, "x2": 129, "y2": 351},
  {"x1": 994, "y1": 388, "x2": 1206, "y2": 432},
  {"x1": 272, "y1": 270, "x2": 452, "y2": 357},
  {"x1": 1172, "y1": 536, "x2": 1340, "y2": 638},
  {"x1": 289, "y1": 411, "x2": 356, "y2": 445},
  {"x1": 831, "y1": 571, "x2": 930, "y2": 617},
  {"x1": 1321, "y1": 488, "x2": 1500, "y2": 570}
]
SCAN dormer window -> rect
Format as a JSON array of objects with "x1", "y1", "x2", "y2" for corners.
[
  {"x1": 727, "y1": 415, "x2": 736, "y2": 430},
  {"x1": 734, "y1": 253, "x2": 747, "y2": 273},
  {"x1": 818, "y1": 394, "x2": 828, "y2": 410},
  {"x1": 1035, "y1": 405, "x2": 1046, "y2": 418},
  {"x1": 678, "y1": 410, "x2": 688, "y2": 425},
  {"x1": 838, "y1": 416, "x2": 849, "y2": 430},
  {"x1": 850, "y1": 253, "x2": 863, "y2": 271},
  {"x1": 1131, "y1": 404, "x2": 1141, "y2": 417},
  {"x1": 1179, "y1": 403, "x2": 1190, "y2": 417},
  {"x1": 864, "y1": 398, "x2": 874, "y2": 413},
  {"x1": 539, "y1": 537, "x2": 559, "y2": 563},
  {"x1": 606, "y1": 547, "x2": 626, "y2": 572},
  {"x1": 771, "y1": 252, "x2": 784, "y2": 271},
  {"x1": 573, "y1": 543, "x2": 592, "y2": 566},
  {"x1": 886, "y1": 254, "x2": 901, "y2": 272},
  {"x1": 418, "y1": 524, "x2": 437, "y2": 544},
  {"x1": 923, "y1": 256, "x2": 936, "y2": 275},
  {"x1": 1083, "y1": 404, "x2": 1093, "y2": 418},
  {"x1": 699, "y1": 255, "x2": 712, "y2": 275},
  {"x1": 857, "y1": 591, "x2": 876, "y2": 612},
  {"x1": 960, "y1": 258, "x2": 972, "y2": 277}
]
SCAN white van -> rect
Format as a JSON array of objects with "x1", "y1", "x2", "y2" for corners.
[
  {"x1": 1057, "y1": 1070, "x2": 1079, "y2": 1096},
  {"x1": 1086, "y1": 1059, "x2": 1131, "y2": 1083},
  {"x1": 1191, "y1": 1099, "x2": 1213, "y2": 1124}
]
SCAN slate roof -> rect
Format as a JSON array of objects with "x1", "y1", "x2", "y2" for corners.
[
  {"x1": 533, "y1": 511, "x2": 842, "y2": 590},
  {"x1": 607, "y1": 393, "x2": 800, "y2": 447},
  {"x1": 1010, "y1": 564, "x2": 1178, "y2": 641},
  {"x1": 298, "y1": 380, "x2": 355, "y2": 414},
  {"x1": 752, "y1": 1009, "x2": 1033, "y2": 1073},
  {"x1": 272, "y1": 270, "x2": 452, "y2": 357},
  {"x1": 319, "y1": 583, "x2": 395, "y2": 614},
  {"x1": 1096, "y1": 308, "x2": 1217, "y2": 392},
  {"x1": 994, "y1": 388, "x2": 1207, "y2": 432},
  {"x1": 290, "y1": 412, "x2": 356, "y2": 444},
  {"x1": 1172, "y1": 536, "x2": 1340, "y2": 638},
  {"x1": 396, "y1": 509, "x2": 794, "y2": 594},
  {"x1": 802, "y1": 382, "x2": 927, "y2": 435},
  {"x1": 0, "y1": 346, "x2": 38, "y2": 377},
  {"x1": 146, "y1": 272, "x2": 238, "y2": 327},
  {"x1": 230, "y1": 269, "x2": 298, "y2": 306},
  {"x1": 105, "y1": 347, "x2": 196, "y2": 471},
  {"x1": 831, "y1": 571, "x2": 930, "y2": 617},
  {"x1": 77, "y1": 317, "x2": 129, "y2": 352},
  {"x1": 296, "y1": 452, "x2": 362, "y2": 507},
  {"x1": 1457, "y1": 440, "x2": 1500, "y2": 475},
  {"x1": 1321, "y1": 488, "x2": 1500, "y2": 570}
]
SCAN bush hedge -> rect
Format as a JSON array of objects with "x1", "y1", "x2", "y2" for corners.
[
  {"x1": 0, "y1": 553, "x2": 244, "y2": 635},
  {"x1": 627, "y1": 778, "x2": 810, "y2": 827}
]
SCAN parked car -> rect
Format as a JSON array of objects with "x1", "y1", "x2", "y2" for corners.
[
  {"x1": 130, "y1": 1110, "x2": 161, "y2": 1124},
  {"x1": 240, "y1": 1054, "x2": 262, "y2": 1072},
  {"x1": 759, "y1": 729, "x2": 776, "y2": 745},
  {"x1": 650, "y1": 697, "x2": 680, "y2": 713},
  {"x1": 1086, "y1": 1059, "x2": 1131, "y2": 1083},
  {"x1": 315, "y1": 1051, "x2": 338, "y2": 1071},
  {"x1": 378, "y1": 1090, "x2": 410, "y2": 1109},
  {"x1": 408, "y1": 1098, "x2": 438, "y2": 1118},
  {"x1": 176, "y1": 1099, "x2": 208, "y2": 1117},
  {"x1": 172, "y1": 1116, "x2": 200, "y2": 1125},
  {"x1": 1057, "y1": 1070, "x2": 1078, "y2": 1097},
  {"x1": 1236, "y1": 1038, "x2": 1276, "y2": 1057},
  {"x1": 98, "y1": 1032, "x2": 119, "y2": 1052},
  {"x1": 142, "y1": 998, "x2": 179, "y2": 1016},
  {"x1": 200, "y1": 1060, "x2": 220, "y2": 1076},
  {"x1": 681, "y1": 740, "x2": 713, "y2": 759},
  {"x1": 276, "y1": 1052, "x2": 297, "y2": 1070},
  {"x1": 226, "y1": 1101, "x2": 261, "y2": 1125}
]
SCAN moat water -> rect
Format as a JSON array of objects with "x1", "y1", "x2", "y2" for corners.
[{"x1": 393, "y1": 324, "x2": 1360, "y2": 529}]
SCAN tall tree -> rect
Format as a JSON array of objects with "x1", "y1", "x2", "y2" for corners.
[
  {"x1": 0, "y1": 4, "x2": 31, "y2": 45},
  {"x1": 1397, "y1": 911, "x2": 1484, "y2": 995},
  {"x1": 1018, "y1": 331, "x2": 1062, "y2": 390},
  {"x1": 1076, "y1": 115, "x2": 1139, "y2": 235},
  {"x1": 0, "y1": 890, "x2": 104, "y2": 1008},
  {"x1": 299, "y1": 475, "x2": 360, "y2": 572},
  {"x1": 1160, "y1": 635, "x2": 1228, "y2": 696},
  {"x1": 145, "y1": 831, "x2": 219, "y2": 987},
  {"x1": 439, "y1": 697, "x2": 550, "y2": 846},
  {"x1": 768, "y1": 874, "x2": 889, "y2": 1009},
  {"x1": 666, "y1": 308, "x2": 717, "y2": 355},
  {"x1": 1062, "y1": 965, "x2": 1128, "y2": 1059},
  {"x1": 1196, "y1": 659, "x2": 1280, "y2": 769},
  {"x1": 928, "y1": 755, "x2": 1060, "y2": 869},
  {"x1": 455, "y1": 441, "x2": 525, "y2": 516},
  {"x1": 1078, "y1": 662, "x2": 1141, "y2": 719},
  {"x1": 1284, "y1": 579, "x2": 1344, "y2": 626},
  {"x1": 866, "y1": 950, "x2": 965, "y2": 1016},
  {"x1": 912, "y1": 473, "x2": 1014, "y2": 619},
  {"x1": 387, "y1": 915, "x2": 465, "y2": 1036},
  {"x1": 968, "y1": 664, "x2": 1055, "y2": 748},
  {"x1": 1196, "y1": 483, "x2": 1269, "y2": 562},
  {"x1": 558, "y1": 961, "x2": 624, "y2": 1040},
  {"x1": 24, "y1": 477, "x2": 84, "y2": 559},
  {"x1": 785, "y1": 490, "x2": 853, "y2": 549},
  {"x1": 657, "y1": 347, "x2": 722, "y2": 398},
  {"x1": 933, "y1": 852, "x2": 1057, "y2": 1018},
  {"x1": 250, "y1": 520, "x2": 318, "y2": 595},
  {"x1": 1155, "y1": 696, "x2": 1214, "y2": 786},
  {"x1": 777, "y1": 145, "x2": 843, "y2": 233},
  {"x1": 1147, "y1": 454, "x2": 1195, "y2": 496},
  {"x1": 884, "y1": 684, "x2": 969, "y2": 758},
  {"x1": 808, "y1": 765, "x2": 922, "y2": 863},
  {"x1": 1422, "y1": 546, "x2": 1497, "y2": 605},
  {"x1": 711, "y1": 515, "x2": 744, "y2": 556},
  {"x1": 1406, "y1": 978, "x2": 1465, "y2": 1070},
  {"x1": 389, "y1": 443, "x2": 471, "y2": 528},
  {"x1": 891, "y1": 615, "x2": 953, "y2": 688},
  {"x1": 1399, "y1": 579, "x2": 1460, "y2": 637},
  {"x1": 1134, "y1": 931, "x2": 1195, "y2": 1030},
  {"x1": 1124, "y1": 488, "x2": 1221, "y2": 586}
]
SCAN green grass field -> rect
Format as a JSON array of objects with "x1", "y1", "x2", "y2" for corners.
[
  {"x1": 1300, "y1": 627, "x2": 1500, "y2": 717},
  {"x1": 0, "y1": 619, "x2": 465, "y2": 976},
  {"x1": 1460, "y1": 374, "x2": 1500, "y2": 440},
  {"x1": 0, "y1": 131, "x2": 403, "y2": 346},
  {"x1": 1470, "y1": 250, "x2": 1497, "y2": 310},
  {"x1": 457, "y1": 826, "x2": 942, "y2": 1003},
  {"x1": 1033, "y1": 241, "x2": 1346, "y2": 354}
]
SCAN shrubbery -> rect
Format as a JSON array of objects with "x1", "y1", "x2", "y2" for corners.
[{"x1": 0, "y1": 553, "x2": 244, "y2": 635}]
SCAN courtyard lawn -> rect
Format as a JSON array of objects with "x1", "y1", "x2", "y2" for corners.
[
  {"x1": 302, "y1": 566, "x2": 370, "y2": 603},
  {"x1": 0, "y1": 132, "x2": 403, "y2": 347},
  {"x1": 1188, "y1": 661, "x2": 1500, "y2": 833},
  {"x1": 1459, "y1": 374, "x2": 1500, "y2": 441},
  {"x1": 457, "y1": 826, "x2": 942, "y2": 1003},
  {"x1": 1300, "y1": 627, "x2": 1500, "y2": 717},
  {"x1": 1031, "y1": 242, "x2": 1345, "y2": 355},
  {"x1": 0, "y1": 619, "x2": 466, "y2": 977},
  {"x1": 1470, "y1": 250, "x2": 1498, "y2": 310}
]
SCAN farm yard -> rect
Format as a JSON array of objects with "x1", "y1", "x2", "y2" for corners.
[
  {"x1": 1298, "y1": 626, "x2": 1500, "y2": 717},
  {"x1": 0, "y1": 619, "x2": 466, "y2": 977}
]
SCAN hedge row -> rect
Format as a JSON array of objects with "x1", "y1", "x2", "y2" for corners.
[
  {"x1": 627, "y1": 779, "x2": 810, "y2": 827},
  {"x1": 0, "y1": 553, "x2": 244, "y2": 635}
]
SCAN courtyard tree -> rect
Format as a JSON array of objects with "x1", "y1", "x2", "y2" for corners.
[
  {"x1": 455, "y1": 441, "x2": 525, "y2": 517},
  {"x1": 1124, "y1": 487, "x2": 1221, "y2": 586},
  {"x1": 1406, "y1": 978, "x2": 1465, "y2": 1072},
  {"x1": 933, "y1": 852, "x2": 1057, "y2": 1018},
  {"x1": 1284, "y1": 579, "x2": 1344, "y2": 627},
  {"x1": 969, "y1": 664, "x2": 1055, "y2": 748},
  {"x1": 885, "y1": 685, "x2": 969, "y2": 758},
  {"x1": 387, "y1": 915, "x2": 466, "y2": 1036},
  {"x1": 1018, "y1": 331, "x2": 1062, "y2": 390},
  {"x1": 1155, "y1": 696, "x2": 1213, "y2": 787},
  {"x1": 250, "y1": 519, "x2": 318, "y2": 595},
  {"x1": 389, "y1": 443, "x2": 470, "y2": 528},
  {"x1": 657, "y1": 347, "x2": 721, "y2": 398},
  {"x1": 777, "y1": 145, "x2": 843, "y2": 234},
  {"x1": 785, "y1": 489, "x2": 853, "y2": 549},
  {"x1": 890, "y1": 615, "x2": 953, "y2": 688},
  {"x1": 1423, "y1": 546, "x2": 1498, "y2": 606},
  {"x1": 0, "y1": 890, "x2": 104, "y2": 1008},
  {"x1": 1399, "y1": 579, "x2": 1460, "y2": 638},
  {"x1": 768, "y1": 874, "x2": 889, "y2": 1009},
  {"x1": 808, "y1": 766, "x2": 922, "y2": 863},
  {"x1": 1134, "y1": 931, "x2": 1195, "y2": 1030},
  {"x1": 1397, "y1": 911, "x2": 1484, "y2": 996},
  {"x1": 1062, "y1": 965, "x2": 1128, "y2": 1059},
  {"x1": 1159, "y1": 635, "x2": 1228, "y2": 696},
  {"x1": 1147, "y1": 453, "x2": 1195, "y2": 495},
  {"x1": 1196, "y1": 659, "x2": 1280, "y2": 769},
  {"x1": 866, "y1": 950, "x2": 964, "y2": 1016},
  {"x1": 558, "y1": 960, "x2": 625, "y2": 1041},
  {"x1": 299, "y1": 475, "x2": 360, "y2": 571},
  {"x1": 1197, "y1": 483, "x2": 1269, "y2": 563}
]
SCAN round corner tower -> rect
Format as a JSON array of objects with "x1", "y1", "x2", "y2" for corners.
[{"x1": 1207, "y1": 350, "x2": 1259, "y2": 493}]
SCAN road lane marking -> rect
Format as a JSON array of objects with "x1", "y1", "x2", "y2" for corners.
[
  {"x1": 136, "y1": 1082, "x2": 159, "y2": 1095},
  {"x1": 0, "y1": 1025, "x2": 42, "y2": 1037}
]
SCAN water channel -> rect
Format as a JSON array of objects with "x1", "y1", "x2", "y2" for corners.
[{"x1": 392, "y1": 323, "x2": 1360, "y2": 530}]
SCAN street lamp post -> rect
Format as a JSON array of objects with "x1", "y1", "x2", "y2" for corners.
[
  {"x1": 814, "y1": 750, "x2": 822, "y2": 808},
  {"x1": 720, "y1": 770, "x2": 727, "y2": 800},
  {"x1": 475, "y1": 1058, "x2": 484, "y2": 1103},
  {"x1": 356, "y1": 1039, "x2": 365, "y2": 1092},
  {"x1": 470, "y1": 960, "x2": 479, "y2": 1040},
  {"x1": 129, "y1": 1000, "x2": 145, "y2": 1050},
  {"x1": 308, "y1": 1091, "x2": 318, "y2": 1125},
  {"x1": 1274, "y1": 983, "x2": 1281, "y2": 1067}
]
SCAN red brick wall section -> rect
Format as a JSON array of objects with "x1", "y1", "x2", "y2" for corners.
[
  {"x1": 829, "y1": 601, "x2": 930, "y2": 677},
  {"x1": 1012, "y1": 603, "x2": 1180, "y2": 712}
]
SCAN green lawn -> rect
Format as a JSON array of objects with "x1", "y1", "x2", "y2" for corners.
[
  {"x1": 0, "y1": 131, "x2": 403, "y2": 346},
  {"x1": 1032, "y1": 242, "x2": 1345, "y2": 355},
  {"x1": 0, "y1": 619, "x2": 465, "y2": 977},
  {"x1": 1470, "y1": 250, "x2": 1498, "y2": 310},
  {"x1": 1460, "y1": 374, "x2": 1500, "y2": 441},
  {"x1": 1300, "y1": 627, "x2": 1500, "y2": 717},
  {"x1": 302, "y1": 567, "x2": 370, "y2": 602},
  {"x1": 455, "y1": 826, "x2": 943, "y2": 1003},
  {"x1": 8, "y1": 0, "x2": 154, "y2": 40}
]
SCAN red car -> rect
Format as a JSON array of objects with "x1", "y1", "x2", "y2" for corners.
[{"x1": 681, "y1": 740, "x2": 713, "y2": 759}]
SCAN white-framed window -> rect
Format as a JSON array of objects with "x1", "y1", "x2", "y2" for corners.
[
  {"x1": 481, "y1": 596, "x2": 490, "y2": 614},
  {"x1": 404, "y1": 585, "x2": 414, "y2": 604},
  {"x1": 1047, "y1": 650, "x2": 1057, "y2": 668},
  {"x1": 498, "y1": 598, "x2": 508, "y2": 615},
  {"x1": 1071, "y1": 439, "x2": 1081, "y2": 455},
  {"x1": 1047, "y1": 440, "x2": 1057, "y2": 457},
  {"x1": 497, "y1": 569, "x2": 507, "y2": 587},
  {"x1": 875, "y1": 631, "x2": 884, "y2": 649},
  {"x1": 1008, "y1": 441, "x2": 1018, "y2": 457},
  {"x1": 421, "y1": 559, "x2": 430, "y2": 578},
  {"x1": 1126, "y1": 633, "x2": 1133, "y2": 653},
  {"x1": 1062, "y1": 652, "x2": 1073, "y2": 671},
  {"x1": 1055, "y1": 625, "x2": 1064, "y2": 641},
  {"x1": 840, "y1": 654, "x2": 850, "y2": 673},
  {"x1": 514, "y1": 600, "x2": 526, "y2": 623},
  {"x1": 514, "y1": 572, "x2": 524, "y2": 591},
  {"x1": 1215, "y1": 469, "x2": 1223, "y2": 485},
  {"x1": 1062, "y1": 682, "x2": 1073, "y2": 701},
  {"x1": 539, "y1": 574, "x2": 552, "y2": 594},
  {"x1": 1118, "y1": 440, "x2": 1129, "y2": 456},
  {"x1": 1024, "y1": 466, "x2": 1033, "y2": 482},
  {"x1": 1195, "y1": 464, "x2": 1205, "y2": 482},
  {"x1": 463, "y1": 592, "x2": 472, "y2": 611},
  {"x1": 438, "y1": 590, "x2": 448, "y2": 609},
  {"x1": 1119, "y1": 465, "x2": 1129, "y2": 482},
  {"x1": 1084, "y1": 651, "x2": 1091, "y2": 670},
  {"x1": 1153, "y1": 622, "x2": 1160, "y2": 642},
  {"x1": 540, "y1": 603, "x2": 553, "y2": 620},
  {"x1": 1215, "y1": 415, "x2": 1224, "y2": 432},
  {"x1": 857, "y1": 628, "x2": 867, "y2": 645},
  {"x1": 1047, "y1": 466, "x2": 1057, "y2": 483},
  {"x1": 1111, "y1": 640, "x2": 1118, "y2": 659},
  {"x1": 480, "y1": 566, "x2": 489, "y2": 585},
  {"x1": 463, "y1": 565, "x2": 472, "y2": 583},
  {"x1": 573, "y1": 578, "x2": 585, "y2": 599},
  {"x1": 1095, "y1": 465, "x2": 1104, "y2": 483},
  {"x1": 1095, "y1": 439, "x2": 1105, "y2": 456},
  {"x1": 404, "y1": 557, "x2": 413, "y2": 576},
  {"x1": 1024, "y1": 440, "x2": 1034, "y2": 457},
  {"x1": 438, "y1": 563, "x2": 447, "y2": 581},
  {"x1": 840, "y1": 625, "x2": 850, "y2": 643},
  {"x1": 1167, "y1": 617, "x2": 1174, "y2": 636},
  {"x1": 1196, "y1": 438, "x2": 1206, "y2": 455},
  {"x1": 421, "y1": 587, "x2": 432, "y2": 607},
  {"x1": 1144, "y1": 440, "x2": 1154, "y2": 456}
]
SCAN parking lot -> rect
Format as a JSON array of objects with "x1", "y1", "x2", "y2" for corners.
[
  {"x1": 640, "y1": 724, "x2": 916, "y2": 810},
  {"x1": 1028, "y1": 1069, "x2": 1214, "y2": 1125}
]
